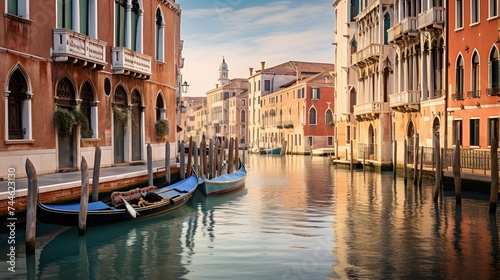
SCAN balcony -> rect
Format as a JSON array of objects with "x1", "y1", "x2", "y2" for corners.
[
  {"x1": 351, "y1": 43, "x2": 383, "y2": 66},
  {"x1": 388, "y1": 22, "x2": 402, "y2": 43},
  {"x1": 112, "y1": 47, "x2": 151, "y2": 79},
  {"x1": 487, "y1": 87, "x2": 500, "y2": 96},
  {"x1": 451, "y1": 92, "x2": 464, "y2": 100},
  {"x1": 401, "y1": 17, "x2": 418, "y2": 36},
  {"x1": 51, "y1": 28, "x2": 107, "y2": 70},
  {"x1": 418, "y1": 7, "x2": 445, "y2": 29},
  {"x1": 390, "y1": 90, "x2": 420, "y2": 112},
  {"x1": 353, "y1": 101, "x2": 390, "y2": 120},
  {"x1": 467, "y1": 90, "x2": 480, "y2": 99}
]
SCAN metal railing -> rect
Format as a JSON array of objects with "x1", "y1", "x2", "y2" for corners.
[
  {"x1": 451, "y1": 91, "x2": 464, "y2": 100},
  {"x1": 358, "y1": 143, "x2": 377, "y2": 161},
  {"x1": 467, "y1": 90, "x2": 480, "y2": 99},
  {"x1": 487, "y1": 87, "x2": 500, "y2": 96}
]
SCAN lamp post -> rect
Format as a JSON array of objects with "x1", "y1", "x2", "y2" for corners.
[{"x1": 176, "y1": 81, "x2": 189, "y2": 162}]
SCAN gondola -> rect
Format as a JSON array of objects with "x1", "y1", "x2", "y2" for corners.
[{"x1": 37, "y1": 172, "x2": 198, "y2": 226}]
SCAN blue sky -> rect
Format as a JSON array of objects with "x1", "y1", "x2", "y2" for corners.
[{"x1": 177, "y1": 0, "x2": 334, "y2": 96}]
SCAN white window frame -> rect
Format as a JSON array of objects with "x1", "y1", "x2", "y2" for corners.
[
  {"x1": 455, "y1": 0, "x2": 464, "y2": 30},
  {"x1": 488, "y1": 0, "x2": 499, "y2": 19},
  {"x1": 6, "y1": 0, "x2": 29, "y2": 19},
  {"x1": 470, "y1": 0, "x2": 480, "y2": 25}
]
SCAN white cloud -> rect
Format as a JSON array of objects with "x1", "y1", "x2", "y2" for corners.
[{"x1": 180, "y1": 1, "x2": 333, "y2": 97}]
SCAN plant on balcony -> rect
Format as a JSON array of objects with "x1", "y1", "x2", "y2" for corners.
[
  {"x1": 54, "y1": 108, "x2": 90, "y2": 138},
  {"x1": 327, "y1": 121, "x2": 335, "y2": 126},
  {"x1": 155, "y1": 118, "x2": 170, "y2": 139},
  {"x1": 113, "y1": 106, "x2": 128, "y2": 124}
]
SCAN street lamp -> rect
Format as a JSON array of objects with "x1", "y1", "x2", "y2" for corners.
[{"x1": 182, "y1": 81, "x2": 189, "y2": 95}]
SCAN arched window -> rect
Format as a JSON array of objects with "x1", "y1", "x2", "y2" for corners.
[
  {"x1": 80, "y1": 82, "x2": 96, "y2": 138},
  {"x1": 156, "y1": 93, "x2": 165, "y2": 121},
  {"x1": 455, "y1": 55, "x2": 464, "y2": 99},
  {"x1": 325, "y1": 109, "x2": 333, "y2": 125},
  {"x1": 241, "y1": 109, "x2": 246, "y2": 123},
  {"x1": 351, "y1": 40, "x2": 357, "y2": 55},
  {"x1": 309, "y1": 107, "x2": 317, "y2": 125},
  {"x1": 155, "y1": 8, "x2": 165, "y2": 61},
  {"x1": 489, "y1": 47, "x2": 499, "y2": 95},
  {"x1": 384, "y1": 13, "x2": 390, "y2": 45},
  {"x1": 471, "y1": 51, "x2": 480, "y2": 97},
  {"x1": 7, "y1": 69, "x2": 30, "y2": 140}
]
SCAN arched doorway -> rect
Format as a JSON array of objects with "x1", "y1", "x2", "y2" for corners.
[
  {"x1": 56, "y1": 77, "x2": 77, "y2": 171},
  {"x1": 114, "y1": 86, "x2": 128, "y2": 163},
  {"x1": 407, "y1": 121, "x2": 415, "y2": 163},
  {"x1": 131, "y1": 90, "x2": 143, "y2": 161},
  {"x1": 368, "y1": 124, "x2": 375, "y2": 159}
]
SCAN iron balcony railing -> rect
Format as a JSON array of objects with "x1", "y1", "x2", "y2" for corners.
[
  {"x1": 451, "y1": 91, "x2": 464, "y2": 100},
  {"x1": 467, "y1": 90, "x2": 480, "y2": 99},
  {"x1": 487, "y1": 87, "x2": 500, "y2": 96}
]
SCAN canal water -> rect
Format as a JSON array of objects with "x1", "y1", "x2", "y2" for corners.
[{"x1": 1, "y1": 155, "x2": 499, "y2": 279}]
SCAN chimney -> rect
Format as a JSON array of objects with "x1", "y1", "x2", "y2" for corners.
[
  {"x1": 260, "y1": 61, "x2": 265, "y2": 71},
  {"x1": 249, "y1": 67, "x2": 253, "y2": 76}
]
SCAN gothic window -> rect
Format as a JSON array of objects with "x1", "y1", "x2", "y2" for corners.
[
  {"x1": 80, "y1": 82, "x2": 95, "y2": 138},
  {"x1": 57, "y1": 0, "x2": 96, "y2": 35},
  {"x1": 490, "y1": 0, "x2": 499, "y2": 18},
  {"x1": 384, "y1": 13, "x2": 390, "y2": 45},
  {"x1": 156, "y1": 8, "x2": 165, "y2": 61},
  {"x1": 455, "y1": 55, "x2": 464, "y2": 98},
  {"x1": 156, "y1": 93, "x2": 165, "y2": 121},
  {"x1": 350, "y1": 0, "x2": 359, "y2": 22},
  {"x1": 351, "y1": 40, "x2": 357, "y2": 54},
  {"x1": 241, "y1": 109, "x2": 246, "y2": 123},
  {"x1": 7, "y1": 69, "x2": 29, "y2": 140},
  {"x1": 325, "y1": 109, "x2": 333, "y2": 125},
  {"x1": 309, "y1": 107, "x2": 317, "y2": 125},
  {"x1": 57, "y1": 0, "x2": 72, "y2": 29},
  {"x1": 471, "y1": 0, "x2": 479, "y2": 24},
  {"x1": 471, "y1": 52, "x2": 480, "y2": 95},
  {"x1": 56, "y1": 78, "x2": 76, "y2": 107},
  {"x1": 456, "y1": 0, "x2": 463, "y2": 28},
  {"x1": 489, "y1": 47, "x2": 500, "y2": 92},
  {"x1": 115, "y1": 0, "x2": 141, "y2": 50}
]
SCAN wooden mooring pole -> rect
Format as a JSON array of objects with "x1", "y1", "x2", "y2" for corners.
[
  {"x1": 218, "y1": 139, "x2": 224, "y2": 176},
  {"x1": 179, "y1": 141, "x2": 186, "y2": 180},
  {"x1": 403, "y1": 138, "x2": 408, "y2": 185},
  {"x1": 413, "y1": 134, "x2": 419, "y2": 187},
  {"x1": 350, "y1": 141, "x2": 354, "y2": 171},
  {"x1": 208, "y1": 139, "x2": 214, "y2": 179},
  {"x1": 193, "y1": 140, "x2": 199, "y2": 176},
  {"x1": 25, "y1": 159, "x2": 37, "y2": 254},
  {"x1": 235, "y1": 137, "x2": 240, "y2": 169},
  {"x1": 187, "y1": 137, "x2": 193, "y2": 177},
  {"x1": 78, "y1": 157, "x2": 89, "y2": 235},
  {"x1": 489, "y1": 138, "x2": 499, "y2": 214},
  {"x1": 393, "y1": 140, "x2": 397, "y2": 180},
  {"x1": 228, "y1": 138, "x2": 234, "y2": 174},
  {"x1": 433, "y1": 136, "x2": 440, "y2": 202},
  {"x1": 92, "y1": 146, "x2": 101, "y2": 202},
  {"x1": 453, "y1": 140, "x2": 462, "y2": 204},
  {"x1": 147, "y1": 144, "x2": 153, "y2": 186},
  {"x1": 418, "y1": 146, "x2": 424, "y2": 188},
  {"x1": 165, "y1": 141, "x2": 171, "y2": 185}
]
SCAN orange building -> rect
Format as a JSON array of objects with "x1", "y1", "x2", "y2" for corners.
[
  {"x1": 0, "y1": 0, "x2": 184, "y2": 178},
  {"x1": 260, "y1": 70, "x2": 335, "y2": 154},
  {"x1": 447, "y1": 1, "x2": 500, "y2": 149}
]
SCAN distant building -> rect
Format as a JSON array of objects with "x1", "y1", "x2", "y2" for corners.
[
  {"x1": 205, "y1": 58, "x2": 248, "y2": 143},
  {"x1": 447, "y1": 0, "x2": 500, "y2": 149},
  {"x1": 259, "y1": 71, "x2": 335, "y2": 154},
  {"x1": 247, "y1": 61, "x2": 336, "y2": 151},
  {"x1": 179, "y1": 96, "x2": 207, "y2": 143},
  {"x1": 1, "y1": 0, "x2": 184, "y2": 178}
]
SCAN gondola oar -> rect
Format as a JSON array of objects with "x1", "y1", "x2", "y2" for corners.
[{"x1": 119, "y1": 195, "x2": 139, "y2": 218}]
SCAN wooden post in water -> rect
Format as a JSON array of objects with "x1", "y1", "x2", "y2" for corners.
[
  {"x1": 413, "y1": 134, "x2": 419, "y2": 186},
  {"x1": 403, "y1": 138, "x2": 408, "y2": 185},
  {"x1": 193, "y1": 140, "x2": 199, "y2": 176},
  {"x1": 91, "y1": 146, "x2": 101, "y2": 202},
  {"x1": 147, "y1": 144, "x2": 153, "y2": 186},
  {"x1": 393, "y1": 141, "x2": 397, "y2": 180},
  {"x1": 418, "y1": 146, "x2": 424, "y2": 188},
  {"x1": 179, "y1": 141, "x2": 186, "y2": 180},
  {"x1": 78, "y1": 157, "x2": 89, "y2": 235},
  {"x1": 235, "y1": 137, "x2": 240, "y2": 169},
  {"x1": 202, "y1": 136, "x2": 209, "y2": 178},
  {"x1": 208, "y1": 139, "x2": 214, "y2": 179},
  {"x1": 213, "y1": 139, "x2": 219, "y2": 177},
  {"x1": 25, "y1": 159, "x2": 37, "y2": 254},
  {"x1": 165, "y1": 141, "x2": 171, "y2": 185},
  {"x1": 489, "y1": 138, "x2": 499, "y2": 213},
  {"x1": 228, "y1": 137, "x2": 234, "y2": 174},
  {"x1": 218, "y1": 139, "x2": 224, "y2": 176},
  {"x1": 453, "y1": 140, "x2": 462, "y2": 204},
  {"x1": 187, "y1": 137, "x2": 193, "y2": 176},
  {"x1": 350, "y1": 141, "x2": 354, "y2": 171},
  {"x1": 433, "y1": 136, "x2": 441, "y2": 201}
]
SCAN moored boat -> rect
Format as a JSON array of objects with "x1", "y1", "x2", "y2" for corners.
[
  {"x1": 265, "y1": 147, "x2": 281, "y2": 155},
  {"x1": 199, "y1": 162, "x2": 247, "y2": 196},
  {"x1": 37, "y1": 172, "x2": 198, "y2": 227}
]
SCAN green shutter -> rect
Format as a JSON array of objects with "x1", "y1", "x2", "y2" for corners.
[
  {"x1": 80, "y1": 0, "x2": 89, "y2": 35},
  {"x1": 64, "y1": 0, "x2": 72, "y2": 29},
  {"x1": 317, "y1": 88, "x2": 320, "y2": 99},
  {"x1": 8, "y1": 0, "x2": 18, "y2": 15},
  {"x1": 131, "y1": 12, "x2": 138, "y2": 51}
]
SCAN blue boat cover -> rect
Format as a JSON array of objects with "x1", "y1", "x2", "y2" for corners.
[{"x1": 44, "y1": 201, "x2": 115, "y2": 211}]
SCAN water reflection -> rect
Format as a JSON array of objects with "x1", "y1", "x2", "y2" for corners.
[{"x1": 0, "y1": 155, "x2": 499, "y2": 279}]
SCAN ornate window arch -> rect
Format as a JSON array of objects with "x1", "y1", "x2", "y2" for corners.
[
  {"x1": 5, "y1": 66, "x2": 32, "y2": 140},
  {"x1": 309, "y1": 107, "x2": 317, "y2": 125},
  {"x1": 155, "y1": 7, "x2": 165, "y2": 61}
]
